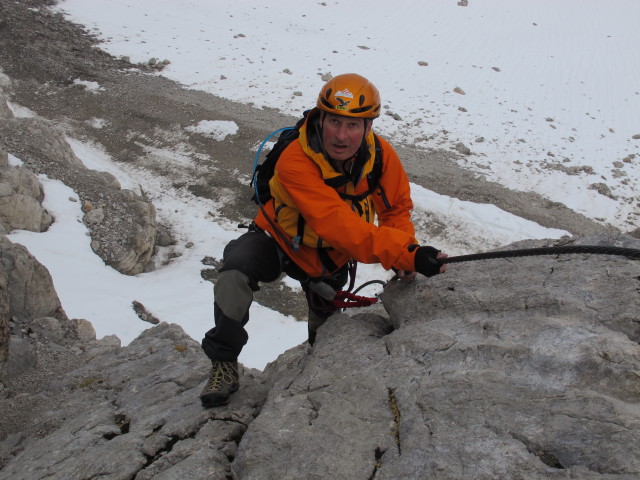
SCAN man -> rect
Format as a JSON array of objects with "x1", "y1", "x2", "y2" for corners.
[{"x1": 200, "y1": 73, "x2": 447, "y2": 408}]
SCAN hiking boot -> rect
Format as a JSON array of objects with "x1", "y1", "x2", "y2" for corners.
[{"x1": 200, "y1": 360, "x2": 239, "y2": 408}]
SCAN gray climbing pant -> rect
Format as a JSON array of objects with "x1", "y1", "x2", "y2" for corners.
[{"x1": 201, "y1": 229, "x2": 348, "y2": 362}]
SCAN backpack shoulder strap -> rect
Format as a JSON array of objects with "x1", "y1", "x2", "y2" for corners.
[
  {"x1": 369, "y1": 134, "x2": 383, "y2": 185},
  {"x1": 370, "y1": 133, "x2": 391, "y2": 208}
]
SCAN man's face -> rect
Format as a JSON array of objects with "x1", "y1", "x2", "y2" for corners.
[{"x1": 321, "y1": 113, "x2": 371, "y2": 162}]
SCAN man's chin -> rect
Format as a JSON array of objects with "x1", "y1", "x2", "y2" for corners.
[{"x1": 328, "y1": 148, "x2": 352, "y2": 161}]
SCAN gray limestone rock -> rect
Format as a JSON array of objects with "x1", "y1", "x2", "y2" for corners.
[
  {"x1": 0, "y1": 157, "x2": 53, "y2": 233},
  {"x1": 0, "y1": 322, "x2": 268, "y2": 479},
  {"x1": 4, "y1": 335, "x2": 35, "y2": 378},
  {"x1": 0, "y1": 235, "x2": 63, "y2": 325},
  {"x1": 0, "y1": 117, "x2": 85, "y2": 169},
  {"x1": 88, "y1": 187, "x2": 157, "y2": 275},
  {"x1": 1, "y1": 236, "x2": 638, "y2": 479},
  {"x1": 233, "y1": 234, "x2": 640, "y2": 479}
]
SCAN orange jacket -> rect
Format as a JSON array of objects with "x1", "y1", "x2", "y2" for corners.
[{"x1": 255, "y1": 112, "x2": 418, "y2": 277}]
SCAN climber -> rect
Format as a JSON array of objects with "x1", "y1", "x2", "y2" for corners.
[{"x1": 199, "y1": 73, "x2": 448, "y2": 408}]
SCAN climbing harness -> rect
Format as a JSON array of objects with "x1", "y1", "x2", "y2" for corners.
[
  {"x1": 331, "y1": 278, "x2": 387, "y2": 309},
  {"x1": 335, "y1": 244, "x2": 640, "y2": 310},
  {"x1": 332, "y1": 290, "x2": 379, "y2": 309}
]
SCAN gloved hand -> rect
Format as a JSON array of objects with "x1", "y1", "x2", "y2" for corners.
[{"x1": 414, "y1": 246, "x2": 444, "y2": 277}]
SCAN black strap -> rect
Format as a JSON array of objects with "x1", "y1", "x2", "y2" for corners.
[
  {"x1": 293, "y1": 214, "x2": 306, "y2": 250},
  {"x1": 318, "y1": 247, "x2": 339, "y2": 273}
]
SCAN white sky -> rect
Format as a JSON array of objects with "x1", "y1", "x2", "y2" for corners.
[{"x1": 6, "y1": 0, "x2": 639, "y2": 369}]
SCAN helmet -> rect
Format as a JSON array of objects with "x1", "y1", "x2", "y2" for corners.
[{"x1": 317, "y1": 73, "x2": 381, "y2": 118}]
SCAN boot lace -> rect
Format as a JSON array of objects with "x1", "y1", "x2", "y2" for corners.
[{"x1": 206, "y1": 360, "x2": 238, "y2": 391}]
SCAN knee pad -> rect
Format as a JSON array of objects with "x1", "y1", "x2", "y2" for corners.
[{"x1": 215, "y1": 270, "x2": 253, "y2": 323}]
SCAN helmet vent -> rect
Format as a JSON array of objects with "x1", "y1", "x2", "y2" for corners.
[
  {"x1": 359, "y1": 94, "x2": 365, "y2": 106},
  {"x1": 325, "y1": 88, "x2": 332, "y2": 100}
]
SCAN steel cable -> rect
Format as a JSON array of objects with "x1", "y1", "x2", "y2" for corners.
[{"x1": 440, "y1": 245, "x2": 640, "y2": 265}]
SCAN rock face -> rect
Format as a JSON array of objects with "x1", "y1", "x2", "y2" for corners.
[
  {"x1": 1, "y1": 235, "x2": 639, "y2": 479},
  {"x1": 235, "y1": 235, "x2": 640, "y2": 480},
  {"x1": 0, "y1": 322, "x2": 267, "y2": 480}
]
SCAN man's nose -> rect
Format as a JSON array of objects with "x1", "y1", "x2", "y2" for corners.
[{"x1": 334, "y1": 124, "x2": 349, "y2": 141}]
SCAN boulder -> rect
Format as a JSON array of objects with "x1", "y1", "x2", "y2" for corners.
[
  {"x1": 0, "y1": 235, "x2": 64, "y2": 324},
  {"x1": 0, "y1": 152, "x2": 53, "y2": 233},
  {"x1": 86, "y1": 188, "x2": 157, "y2": 275},
  {"x1": 0, "y1": 117, "x2": 84, "y2": 170}
]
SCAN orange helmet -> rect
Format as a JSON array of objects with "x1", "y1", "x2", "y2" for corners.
[{"x1": 317, "y1": 73, "x2": 381, "y2": 118}]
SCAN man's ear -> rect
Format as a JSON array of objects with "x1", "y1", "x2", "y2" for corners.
[{"x1": 365, "y1": 119, "x2": 373, "y2": 135}]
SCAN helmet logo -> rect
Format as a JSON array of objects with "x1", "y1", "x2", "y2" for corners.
[
  {"x1": 334, "y1": 89, "x2": 353, "y2": 111},
  {"x1": 335, "y1": 88, "x2": 354, "y2": 99},
  {"x1": 335, "y1": 97, "x2": 350, "y2": 111}
]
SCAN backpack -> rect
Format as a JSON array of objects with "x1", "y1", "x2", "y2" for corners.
[
  {"x1": 250, "y1": 113, "x2": 308, "y2": 206},
  {"x1": 250, "y1": 110, "x2": 385, "y2": 208}
]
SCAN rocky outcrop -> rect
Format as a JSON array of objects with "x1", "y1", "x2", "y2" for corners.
[
  {"x1": 0, "y1": 234, "x2": 65, "y2": 377},
  {"x1": 1, "y1": 234, "x2": 638, "y2": 479},
  {"x1": 81, "y1": 187, "x2": 157, "y2": 275},
  {"x1": 0, "y1": 149, "x2": 53, "y2": 234},
  {"x1": 0, "y1": 230, "x2": 105, "y2": 442},
  {"x1": 0, "y1": 235, "x2": 64, "y2": 325},
  {"x1": 0, "y1": 112, "x2": 157, "y2": 275}
]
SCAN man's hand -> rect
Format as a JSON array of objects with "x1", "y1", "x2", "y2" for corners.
[{"x1": 414, "y1": 246, "x2": 448, "y2": 277}]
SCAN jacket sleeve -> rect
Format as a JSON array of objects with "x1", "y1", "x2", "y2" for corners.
[{"x1": 275, "y1": 142, "x2": 418, "y2": 272}]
